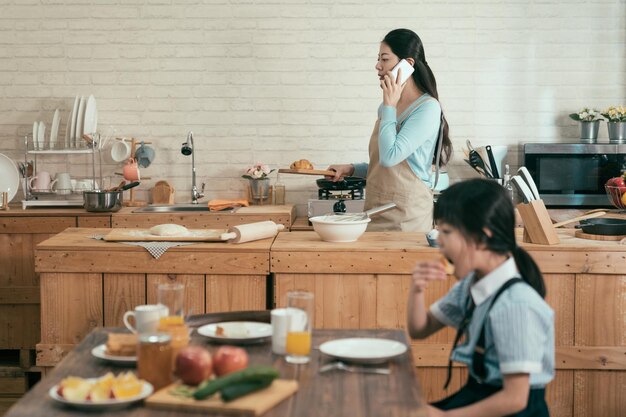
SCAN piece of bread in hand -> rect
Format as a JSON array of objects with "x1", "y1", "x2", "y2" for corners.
[
  {"x1": 106, "y1": 333, "x2": 138, "y2": 357},
  {"x1": 290, "y1": 159, "x2": 314, "y2": 170},
  {"x1": 441, "y1": 258, "x2": 455, "y2": 275}
]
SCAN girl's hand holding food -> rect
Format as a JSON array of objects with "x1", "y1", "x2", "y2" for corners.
[{"x1": 411, "y1": 260, "x2": 448, "y2": 294}]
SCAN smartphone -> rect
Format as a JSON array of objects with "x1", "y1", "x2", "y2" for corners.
[{"x1": 390, "y1": 59, "x2": 415, "y2": 85}]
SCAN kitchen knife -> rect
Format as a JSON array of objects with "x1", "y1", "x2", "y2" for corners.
[
  {"x1": 485, "y1": 145, "x2": 500, "y2": 179},
  {"x1": 510, "y1": 175, "x2": 535, "y2": 203},
  {"x1": 517, "y1": 167, "x2": 540, "y2": 200}
]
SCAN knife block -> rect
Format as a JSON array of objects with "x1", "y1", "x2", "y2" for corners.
[{"x1": 516, "y1": 199, "x2": 560, "y2": 245}]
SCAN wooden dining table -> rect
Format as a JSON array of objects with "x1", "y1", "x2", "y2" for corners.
[{"x1": 6, "y1": 328, "x2": 427, "y2": 417}]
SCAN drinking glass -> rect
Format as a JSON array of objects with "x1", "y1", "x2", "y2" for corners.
[
  {"x1": 285, "y1": 291, "x2": 314, "y2": 364},
  {"x1": 157, "y1": 283, "x2": 185, "y2": 319}
]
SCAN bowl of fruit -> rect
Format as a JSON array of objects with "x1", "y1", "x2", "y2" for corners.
[{"x1": 605, "y1": 174, "x2": 626, "y2": 210}]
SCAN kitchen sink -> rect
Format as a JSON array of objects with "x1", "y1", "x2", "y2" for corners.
[{"x1": 133, "y1": 204, "x2": 215, "y2": 213}]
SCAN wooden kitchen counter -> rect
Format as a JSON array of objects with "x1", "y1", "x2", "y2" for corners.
[
  {"x1": 271, "y1": 230, "x2": 626, "y2": 417},
  {"x1": 112, "y1": 204, "x2": 296, "y2": 229},
  {"x1": 35, "y1": 228, "x2": 274, "y2": 370}
]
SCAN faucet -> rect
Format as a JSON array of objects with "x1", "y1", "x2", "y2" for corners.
[{"x1": 181, "y1": 131, "x2": 205, "y2": 204}]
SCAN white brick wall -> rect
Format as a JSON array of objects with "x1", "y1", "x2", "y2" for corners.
[{"x1": 0, "y1": 0, "x2": 624, "y2": 214}]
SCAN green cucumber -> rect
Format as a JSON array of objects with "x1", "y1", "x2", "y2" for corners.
[
  {"x1": 220, "y1": 378, "x2": 274, "y2": 402},
  {"x1": 192, "y1": 366, "x2": 279, "y2": 400}
]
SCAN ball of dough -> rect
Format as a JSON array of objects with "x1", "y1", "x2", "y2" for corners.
[{"x1": 149, "y1": 224, "x2": 190, "y2": 237}]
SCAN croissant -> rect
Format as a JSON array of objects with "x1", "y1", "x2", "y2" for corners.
[{"x1": 290, "y1": 159, "x2": 314, "y2": 170}]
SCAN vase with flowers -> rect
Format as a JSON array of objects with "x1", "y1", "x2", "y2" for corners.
[
  {"x1": 242, "y1": 163, "x2": 275, "y2": 201},
  {"x1": 569, "y1": 108, "x2": 603, "y2": 143},
  {"x1": 601, "y1": 106, "x2": 626, "y2": 144}
]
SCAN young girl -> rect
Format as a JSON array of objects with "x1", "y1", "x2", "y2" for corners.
[{"x1": 407, "y1": 179, "x2": 554, "y2": 417}]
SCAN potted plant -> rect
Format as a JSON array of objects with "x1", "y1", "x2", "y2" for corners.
[
  {"x1": 601, "y1": 106, "x2": 626, "y2": 144},
  {"x1": 569, "y1": 108, "x2": 603, "y2": 142},
  {"x1": 242, "y1": 163, "x2": 275, "y2": 201}
]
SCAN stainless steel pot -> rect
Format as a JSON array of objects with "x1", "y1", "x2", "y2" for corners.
[{"x1": 83, "y1": 190, "x2": 123, "y2": 212}]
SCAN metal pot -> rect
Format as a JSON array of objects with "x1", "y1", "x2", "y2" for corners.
[
  {"x1": 575, "y1": 218, "x2": 626, "y2": 236},
  {"x1": 83, "y1": 190, "x2": 123, "y2": 212}
]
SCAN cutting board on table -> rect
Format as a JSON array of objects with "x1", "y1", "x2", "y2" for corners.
[
  {"x1": 152, "y1": 180, "x2": 175, "y2": 204},
  {"x1": 145, "y1": 379, "x2": 298, "y2": 416},
  {"x1": 103, "y1": 228, "x2": 229, "y2": 242},
  {"x1": 278, "y1": 168, "x2": 335, "y2": 176}
]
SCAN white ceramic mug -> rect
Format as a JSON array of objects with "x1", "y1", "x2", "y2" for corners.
[
  {"x1": 111, "y1": 138, "x2": 131, "y2": 163},
  {"x1": 55, "y1": 173, "x2": 72, "y2": 195},
  {"x1": 29, "y1": 171, "x2": 54, "y2": 191},
  {"x1": 123, "y1": 304, "x2": 168, "y2": 334}
]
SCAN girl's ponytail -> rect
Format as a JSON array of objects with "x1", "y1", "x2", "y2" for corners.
[{"x1": 512, "y1": 245, "x2": 546, "y2": 298}]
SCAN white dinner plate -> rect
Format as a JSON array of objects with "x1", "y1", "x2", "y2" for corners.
[
  {"x1": 50, "y1": 109, "x2": 60, "y2": 149},
  {"x1": 49, "y1": 378, "x2": 153, "y2": 411},
  {"x1": 91, "y1": 344, "x2": 137, "y2": 364},
  {"x1": 37, "y1": 122, "x2": 46, "y2": 150},
  {"x1": 75, "y1": 96, "x2": 86, "y2": 144},
  {"x1": 319, "y1": 338, "x2": 408, "y2": 364},
  {"x1": 83, "y1": 94, "x2": 97, "y2": 135},
  {"x1": 197, "y1": 321, "x2": 272, "y2": 344},
  {"x1": 69, "y1": 95, "x2": 79, "y2": 147},
  {"x1": 0, "y1": 153, "x2": 20, "y2": 203},
  {"x1": 32, "y1": 121, "x2": 39, "y2": 149}
]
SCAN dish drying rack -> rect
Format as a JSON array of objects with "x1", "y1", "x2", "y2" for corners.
[{"x1": 21, "y1": 133, "x2": 102, "y2": 209}]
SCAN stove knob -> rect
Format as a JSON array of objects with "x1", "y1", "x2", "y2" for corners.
[{"x1": 333, "y1": 199, "x2": 347, "y2": 213}]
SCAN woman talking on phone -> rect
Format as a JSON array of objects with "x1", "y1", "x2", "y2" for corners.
[{"x1": 328, "y1": 28, "x2": 452, "y2": 232}]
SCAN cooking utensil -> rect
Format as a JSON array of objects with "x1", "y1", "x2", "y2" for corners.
[
  {"x1": 517, "y1": 167, "x2": 540, "y2": 200},
  {"x1": 464, "y1": 158, "x2": 488, "y2": 177},
  {"x1": 475, "y1": 146, "x2": 493, "y2": 177},
  {"x1": 120, "y1": 181, "x2": 140, "y2": 191},
  {"x1": 316, "y1": 176, "x2": 366, "y2": 190},
  {"x1": 485, "y1": 145, "x2": 500, "y2": 179},
  {"x1": 83, "y1": 190, "x2": 123, "y2": 212},
  {"x1": 510, "y1": 175, "x2": 535, "y2": 203},
  {"x1": 319, "y1": 361, "x2": 391, "y2": 375},
  {"x1": 333, "y1": 202, "x2": 397, "y2": 222},
  {"x1": 309, "y1": 215, "x2": 369, "y2": 242},
  {"x1": 469, "y1": 150, "x2": 492, "y2": 178},
  {"x1": 552, "y1": 211, "x2": 606, "y2": 228},
  {"x1": 575, "y1": 218, "x2": 626, "y2": 236}
]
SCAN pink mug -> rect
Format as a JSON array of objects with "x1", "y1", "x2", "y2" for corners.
[{"x1": 123, "y1": 158, "x2": 141, "y2": 182}]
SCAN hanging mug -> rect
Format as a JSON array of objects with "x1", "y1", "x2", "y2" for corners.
[
  {"x1": 134, "y1": 141, "x2": 156, "y2": 168},
  {"x1": 123, "y1": 158, "x2": 141, "y2": 182}
]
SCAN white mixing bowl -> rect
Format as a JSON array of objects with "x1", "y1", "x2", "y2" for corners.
[{"x1": 309, "y1": 215, "x2": 371, "y2": 242}]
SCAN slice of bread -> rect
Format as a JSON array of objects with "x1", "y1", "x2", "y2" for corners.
[
  {"x1": 106, "y1": 333, "x2": 138, "y2": 357},
  {"x1": 441, "y1": 258, "x2": 455, "y2": 275}
]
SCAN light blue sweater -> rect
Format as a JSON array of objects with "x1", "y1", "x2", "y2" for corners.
[{"x1": 354, "y1": 95, "x2": 442, "y2": 188}]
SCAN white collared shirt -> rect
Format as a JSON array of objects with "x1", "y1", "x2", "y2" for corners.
[{"x1": 430, "y1": 258, "x2": 555, "y2": 387}]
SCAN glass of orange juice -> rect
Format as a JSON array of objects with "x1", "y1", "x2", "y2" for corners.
[{"x1": 285, "y1": 291, "x2": 314, "y2": 364}]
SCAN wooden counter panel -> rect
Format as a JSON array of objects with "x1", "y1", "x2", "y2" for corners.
[
  {"x1": 36, "y1": 251, "x2": 269, "y2": 275},
  {"x1": 544, "y1": 274, "x2": 575, "y2": 346},
  {"x1": 0, "y1": 217, "x2": 75, "y2": 234},
  {"x1": 574, "y1": 370, "x2": 626, "y2": 417},
  {"x1": 77, "y1": 216, "x2": 111, "y2": 228},
  {"x1": 103, "y1": 274, "x2": 146, "y2": 328},
  {"x1": 40, "y1": 273, "x2": 102, "y2": 345},
  {"x1": 206, "y1": 275, "x2": 266, "y2": 313},
  {"x1": 528, "y1": 251, "x2": 626, "y2": 274},
  {"x1": 147, "y1": 274, "x2": 204, "y2": 317},
  {"x1": 546, "y1": 370, "x2": 574, "y2": 417},
  {"x1": 575, "y1": 274, "x2": 626, "y2": 346}
]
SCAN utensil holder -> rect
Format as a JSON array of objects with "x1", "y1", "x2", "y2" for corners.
[{"x1": 516, "y1": 199, "x2": 560, "y2": 245}]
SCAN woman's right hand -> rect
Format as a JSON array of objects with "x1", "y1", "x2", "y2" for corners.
[
  {"x1": 326, "y1": 164, "x2": 354, "y2": 182},
  {"x1": 411, "y1": 261, "x2": 447, "y2": 294}
]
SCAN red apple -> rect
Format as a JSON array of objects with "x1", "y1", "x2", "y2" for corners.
[
  {"x1": 174, "y1": 346, "x2": 213, "y2": 386},
  {"x1": 213, "y1": 346, "x2": 248, "y2": 376}
]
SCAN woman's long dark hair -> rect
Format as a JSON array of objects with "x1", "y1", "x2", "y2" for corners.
[
  {"x1": 383, "y1": 28, "x2": 452, "y2": 167},
  {"x1": 434, "y1": 179, "x2": 546, "y2": 298}
]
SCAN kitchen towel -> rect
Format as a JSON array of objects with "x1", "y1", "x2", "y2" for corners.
[
  {"x1": 208, "y1": 198, "x2": 250, "y2": 211},
  {"x1": 91, "y1": 234, "x2": 196, "y2": 259}
]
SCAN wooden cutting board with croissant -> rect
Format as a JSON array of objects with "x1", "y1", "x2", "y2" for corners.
[{"x1": 278, "y1": 159, "x2": 335, "y2": 176}]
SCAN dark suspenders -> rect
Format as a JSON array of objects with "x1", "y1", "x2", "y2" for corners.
[{"x1": 444, "y1": 277, "x2": 525, "y2": 389}]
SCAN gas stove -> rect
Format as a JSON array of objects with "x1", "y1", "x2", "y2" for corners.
[{"x1": 307, "y1": 198, "x2": 366, "y2": 218}]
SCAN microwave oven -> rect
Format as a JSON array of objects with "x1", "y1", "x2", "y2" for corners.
[{"x1": 524, "y1": 143, "x2": 626, "y2": 207}]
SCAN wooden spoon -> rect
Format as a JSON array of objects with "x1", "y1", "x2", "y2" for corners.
[{"x1": 553, "y1": 211, "x2": 607, "y2": 228}]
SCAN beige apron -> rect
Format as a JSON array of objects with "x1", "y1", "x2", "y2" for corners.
[{"x1": 364, "y1": 99, "x2": 436, "y2": 232}]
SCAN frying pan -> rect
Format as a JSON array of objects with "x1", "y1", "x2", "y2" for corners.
[
  {"x1": 316, "y1": 176, "x2": 366, "y2": 190},
  {"x1": 575, "y1": 218, "x2": 626, "y2": 236}
]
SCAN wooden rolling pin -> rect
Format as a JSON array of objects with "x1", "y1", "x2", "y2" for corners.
[{"x1": 220, "y1": 221, "x2": 285, "y2": 243}]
